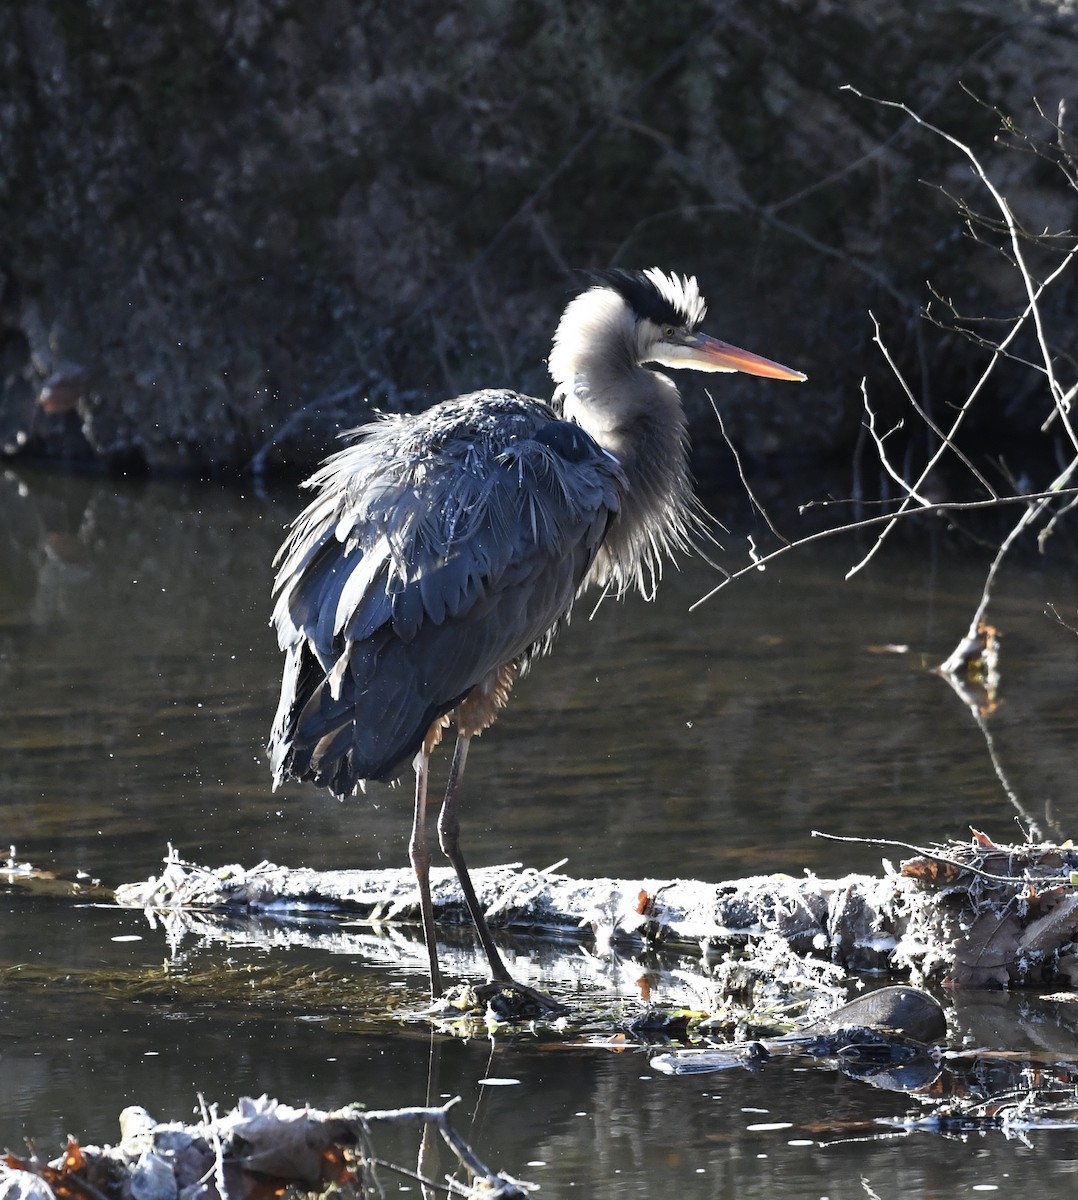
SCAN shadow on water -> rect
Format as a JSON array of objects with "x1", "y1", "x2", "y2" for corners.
[{"x1": 3, "y1": 464, "x2": 1078, "y2": 1196}]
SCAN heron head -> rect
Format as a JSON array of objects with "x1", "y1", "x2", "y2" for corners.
[
  {"x1": 550, "y1": 267, "x2": 805, "y2": 388},
  {"x1": 615, "y1": 267, "x2": 807, "y2": 382}
]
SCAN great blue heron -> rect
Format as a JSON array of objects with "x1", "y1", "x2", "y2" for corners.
[{"x1": 269, "y1": 267, "x2": 805, "y2": 1007}]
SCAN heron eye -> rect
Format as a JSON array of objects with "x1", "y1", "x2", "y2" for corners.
[{"x1": 663, "y1": 325, "x2": 676, "y2": 339}]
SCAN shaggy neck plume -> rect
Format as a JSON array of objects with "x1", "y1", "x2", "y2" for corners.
[{"x1": 548, "y1": 285, "x2": 695, "y2": 598}]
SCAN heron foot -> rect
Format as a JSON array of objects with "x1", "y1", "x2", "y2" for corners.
[{"x1": 474, "y1": 978, "x2": 569, "y2": 1020}]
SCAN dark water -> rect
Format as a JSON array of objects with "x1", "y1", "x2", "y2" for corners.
[{"x1": 3, "y1": 465, "x2": 1078, "y2": 1194}]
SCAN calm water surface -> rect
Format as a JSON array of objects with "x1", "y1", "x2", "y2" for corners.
[{"x1": 2, "y1": 465, "x2": 1078, "y2": 1195}]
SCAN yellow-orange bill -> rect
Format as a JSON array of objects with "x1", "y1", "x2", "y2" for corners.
[{"x1": 684, "y1": 332, "x2": 807, "y2": 381}]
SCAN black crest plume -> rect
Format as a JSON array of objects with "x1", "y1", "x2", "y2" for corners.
[{"x1": 582, "y1": 267, "x2": 706, "y2": 329}]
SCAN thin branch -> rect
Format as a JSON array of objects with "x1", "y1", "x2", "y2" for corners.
[
  {"x1": 937, "y1": 494, "x2": 1054, "y2": 671},
  {"x1": 859, "y1": 380, "x2": 928, "y2": 504},
  {"x1": 347, "y1": 1101, "x2": 530, "y2": 1197},
  {"x1": 868, "y1": 312, "x2": 998, "y2": 498},
  {"x1": 810, "y1": 831, "x2": 1069, "y2": 886},
  {"x1": 360, "y1": 1156, "x2": 460, "y2": 1196},
  {"x1": 842, "y1": 221, "x2": 1077, "y2": 581},
  {"x1": 705, "y1": 388, "x2": 789, "y2": 547},
  {"x1": 691, "y1": 487, "x2": 1078, "y2": 609},
  {"x1": 1039, "y1": 490, "x2": 1078, "y2": 549},
  {"x1": 843, "y1": 87, "x2": 1078, "y2": 451}
]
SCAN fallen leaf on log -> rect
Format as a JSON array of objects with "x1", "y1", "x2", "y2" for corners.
[
  {"x1": 900, "y1": 857, "x2": 963, "y2": 887},
  {"x1": 946, "y1": 911, "x2": 1021, "y2": 989},
  {"x1": 1019, "y1": 893, "x2": 1078, "y2": 957}
]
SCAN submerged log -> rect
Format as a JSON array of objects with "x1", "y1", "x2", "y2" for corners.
[{"x1": 114, "y1": 836, "x2": 1078, "y2": 991}]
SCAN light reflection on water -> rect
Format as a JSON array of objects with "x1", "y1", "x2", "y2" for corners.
[{"x1": 2, "y1": 465, "x2": 1078, "y2": 1194}]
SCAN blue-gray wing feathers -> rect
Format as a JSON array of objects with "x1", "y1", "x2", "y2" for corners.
[{"x1": 268, "y1": 391, "x2": 622, "y2": 794}]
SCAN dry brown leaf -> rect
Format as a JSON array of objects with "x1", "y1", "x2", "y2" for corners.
[
  {"x1": 3, "y1": 1141, "x2": 98, "y2": 1200},
  {"x1": 946, "y1": 910, "x2": 1021, "y2": 988},
  {"x1": 901, "y1": 856, "x2": 962, "y2": 887},
  {"x1": 1019, "y1": 894, "x2": 1078, "y2": 957}
]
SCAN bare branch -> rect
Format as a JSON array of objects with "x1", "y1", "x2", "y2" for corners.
[
  {"x1": 870, "y1": 313, "x2": 998, "y2": 498},
  {"x1": 834, "y1": 90, "x2": 1078, "y2": 589},
  {"x1": 810, "y1": 831, "x2": 1070, "y2": 885},
  {"x1": 705, "y1": 388, "x2": 789, "y2": 547},
  {"x1": 690, "y1": 487, "x2": 1078, "y2": 608},
  {"x1": 843, "y1": 86, "x2": 1078, "y2": 452}
]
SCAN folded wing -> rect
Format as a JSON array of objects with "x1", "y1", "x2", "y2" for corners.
[{"x1": 268, "y1": 392, "x2": 622, "y2": 796}]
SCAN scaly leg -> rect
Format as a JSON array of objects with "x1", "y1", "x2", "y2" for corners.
[
  {"x1": 409, "y1": 749, "x2": 442, "y2": 999},
  {"x1": 437, "y1": 734, "x2": 566, "y2": 1013},
  {"x1": 436, "y1": 736, "x2": 512, "y2": 981}
]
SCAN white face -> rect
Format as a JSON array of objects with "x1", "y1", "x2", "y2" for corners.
[
  {"x1": 645, "y1": 335, "x2": 740, "y2": 373},
  {"x1": 644, "y1": 322, "x2": 808, "y2": 381}
]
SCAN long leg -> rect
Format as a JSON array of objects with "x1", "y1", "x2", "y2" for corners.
[
  {"x1": 409, "y1": 749, "x2": 443, "y2": 998},
  {"x1": 435, "y1": 735, "x2": 513, "y2": 983}
]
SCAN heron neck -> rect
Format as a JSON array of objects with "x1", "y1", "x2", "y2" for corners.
[
  {"x1": 559, "y1": 367, "x2": 694, "y2": 594},
  {"x1": 559, "y1": 364, "x2": 677, "y2": 455}
]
